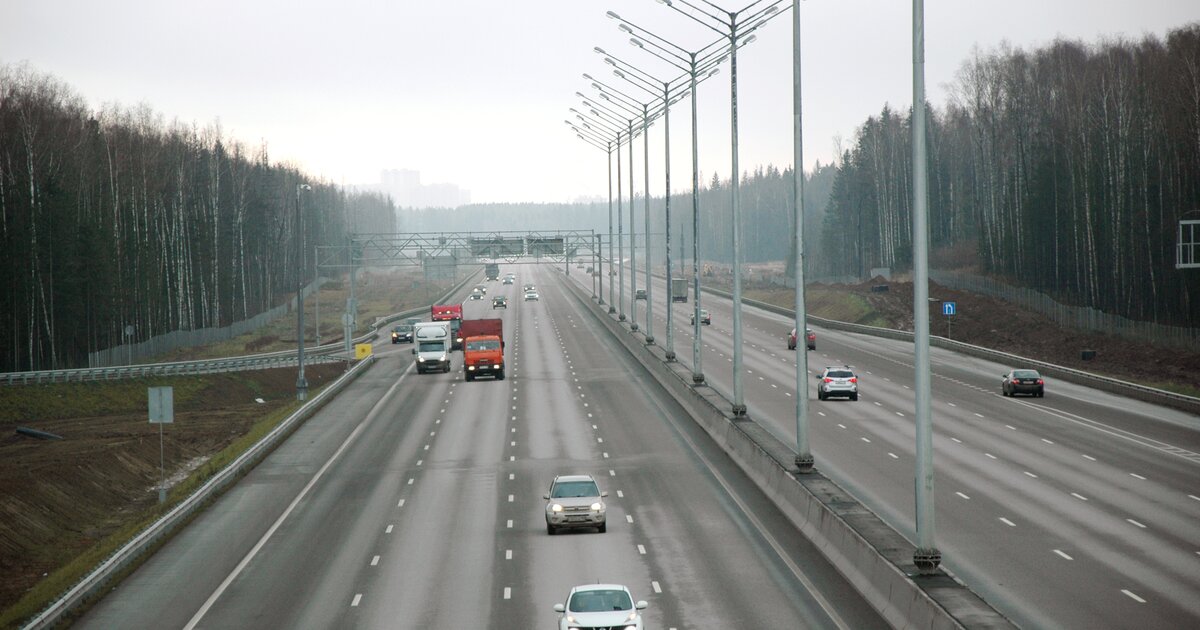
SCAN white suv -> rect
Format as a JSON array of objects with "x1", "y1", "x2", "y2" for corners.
[
  {"x1": 544, "y1": 474, "x2": 607, "y2": 534},
  {"x1": 816, "y1": 366, "x2": 858, "y2": 401}
]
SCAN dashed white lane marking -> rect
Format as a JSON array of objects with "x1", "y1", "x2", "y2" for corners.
[
  {"x1": 785, "y1": 392, "x2": 791, "y2": 397},
  {"x1": 948, "y1": 402, "x2": 957, "y2": 407},
  {"x1": 837, "y1": 423, "x2": 846, "y2": 429},
  {"x1": 430, "y1": 431, "x2": 436, "y2": 436},
  {"x1": 511, "y1": 427, "x2": 517, "y2": 433},
  {"x1": 1190, "y1": 495, "x2": 1200, "y2": 503},
  {"x1": 626, "y1": 515, "x2": 634, "y2": 523},
  {"x1": 510, "y1": 441, "x2": 516, "y2": 447},
  {"x1": 986, "y1": 453, "x2": 998, "y2": 460},
  {"x1": 873, "y1": 402, "x2": 882, "y2": 407},
  {"x1": 398, "y1": 499, "x2": 406, "y2": 507},
  {"x1": 416, "y1": 460, "x2": 423, "y2": 467},
  {"x1": 956, "y1": 492, "x2": 970, "y2": 500},
  {"x1": 423, "y1": 444, "x2": 430, "y2": 451},
  {"x1": 1005, "y1": 425, "x2": 1017, "y2": 430},
  {"x1": 351, "y1": 594, "x2": 362, "y2": 607},
  {"x1": 603, "y1": 452, "x2": 609, "y2": 458},
  {"x1": 616, "y1": 490, "x2": 624, "y2": 498},
  {"x1": 652, "y1": 581, "x2": 663, "y2": 594},
  {"x1": 896, "y1": 412, "x2": 905, "y2": 417},
  {"x1": 597, "y1": 437, "x2": 604, "y2": 443},
  {"x1": 999, "y1": 517, "x2": 1017, "y2": 527},
  {"x1": 817, "y1": 411, "x2": 826, "y2": 417},
  {"x1": 505, "y1": 549, "x2": 513, "y2": 560},
  {"x1": 861, "y1": 437, "x2": 871, "y2": 443},
  {"x1": 1127, "y1": 518, "x2": 1147, "y2": 529},
  {"x1": 1083, "y1": 454, "x2": 1097, "y2": 462},
  {"x1": 1024, "y1": 471, "x2": 1039, "y2": 478},
  {"x1": 1041, "y1": 438, "x2": 1054, "y2": 445},
  {"x1": 385, "y1": 525, "x2": 394, "y2": 534},
  {"x1": 508, "y1": 494, "x2": 514, "y2": 502},
  {"x1": 973, "y1": 412, "x2": 984, "y2": 418},
  {"x1": 1121, "y1": 590, "x2": 1146, "y2": 603},
  {"x1": 507, "y1": 519, "x2": 513, "y2": 528},
  {"x1": 1129, "y1": 473, "x2": 1146, "y2": 480},
  {"x1": 949, "y1": 437, "x2": 963, "y2": 444},
  {"x1": 504, "y1": 587, "x2": 512, "y2": 600},
  {"x1": 888, "y1": 452, "x2": 899, "y2": 459},
  {"x1": 1053, "y1": 549, "x2": 1073, "y2": 560},
  {"x1": 1072, "y1": 492, "x2": 1089, "y2": 501},
  {"x1": 510, "y1": 456, "x2": 516, "y2": 461},
  {"x1": 509, "y1": 473, "x2": 515, "y2": 480},
  {"x1": 371, "y1": 555, "x2": 380, "y2": 566},
  {"x1": 637, "y1": 544, "x2": 647, "y2": 555}
]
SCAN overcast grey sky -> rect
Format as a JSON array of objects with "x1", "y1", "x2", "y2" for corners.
[{"x1": 3, "y1": 1, "x2": 1197, "y2": 204}]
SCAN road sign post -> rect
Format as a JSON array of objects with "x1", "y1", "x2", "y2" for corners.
[
  {"x1": 942, "y1": 301, "x2": 956, "y2": 340},
  {"x1": 148, "y1": 386, "x2": 174, "y2": 504}
]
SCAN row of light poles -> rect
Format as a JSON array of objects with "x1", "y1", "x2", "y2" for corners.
[{"x1": 568, "y1": 0, "x2": 940, "y2": 573}]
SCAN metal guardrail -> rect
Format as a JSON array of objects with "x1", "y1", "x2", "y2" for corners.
[
  {"x1": 702, "y1": 285, "x2": 1200, "y2": 416},
  {"x1": 2, "y1": 271, "x2": 482, "y2": 386}
]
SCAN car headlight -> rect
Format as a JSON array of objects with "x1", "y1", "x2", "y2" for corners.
[
  {"x1": 551, "y1": 503, "x2": 563, "y2": 512},
  {"x1": 416, "y1": 356, "x2": 425, "y2": 362},
  {"x1": 591, "y1": 502, "x2": 604, "y2": 512},
  {"x1": 467, "y1": 366, "x2": 475, "y2": 371}
]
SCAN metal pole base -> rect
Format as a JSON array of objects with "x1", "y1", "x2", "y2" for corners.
[
  {"x1": 619, "y1": 314, "x2": 627, "y2": 321},
  {"x1": 645, "y1": 336, "x2": 655, "y2": 345},
  {"x1": 732, "y1": 403, "x2": 747, "y2": 417},
  {"x1": 630, "y1": 322, "x2": 639, "y2": 331},
  {"x1": 692, "y1": 373, "x2": 705, "y2": 384},
  {"x1": 296, "y1": 377, "x2": 308, "y2": 402},
  {"x1": 609, "y1": 306, "x2": 616, "y2": 314},
  {"x1": 665, "y1": 350, "x2": 676, "y2": 361},
  {"x1": 794, "y1": 454, "x2": 814, "y2": 473},
  {"x1": 598, "y1": 298, "x2": 605, "y2": 305},
  {"x1": 913, "y1": 548, "x2": 942, "y2": 574}
]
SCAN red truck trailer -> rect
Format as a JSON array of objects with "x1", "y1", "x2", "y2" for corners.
[
  {"x1": 460, "y1": 318, "x2": 504, "y2": 381},
  {"x1": 432, "y1": 303, "x2": 464, "y2": 350}
]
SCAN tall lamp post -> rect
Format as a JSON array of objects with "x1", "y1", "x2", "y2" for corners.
[
  {"x1": 654, "y1": 0, "x2": 788, "y2": 415},
  {"x1": 567, "y1": 118, "x2": 622, "y2": 310},
  {"x1": 791, "y1": 0, "x2": 813, "y2": 471},
  {"x1": 295, "y1": 183, "x2": 312, "y2": 402},
  {"x1": 574, "y1": 101, "x2": 632, "y2": 314}
]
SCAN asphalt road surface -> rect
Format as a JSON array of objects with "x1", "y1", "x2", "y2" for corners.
[
  {"x1": 578, "y1": 263, "x2": 1200, "y2": 630},
  {"x1": 77, "y1": 266, "x2": 887, "y2": 630}
]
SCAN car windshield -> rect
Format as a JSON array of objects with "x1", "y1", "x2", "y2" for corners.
[
  {"x1": 569, "y1": 589, "x2": 632, "y2": 613},
  {"x1": 1013, "y1": 370, "x2": 1040, "y2": 378},
  {"x1": 826, "y1": 370, "x2": 854, "y2": 378},
  {"x1": 466, "y1": 340, "x2": 500, "y2": 351},
  {"x1": 418, "y1": 341, "x2": 443, "y2": 352},
  {"x1": 551, "y1": 480, "x2": 599, "y2": 498},
  {"x1": 394, "y1": 326, "x2": 410, "y2": 333}
]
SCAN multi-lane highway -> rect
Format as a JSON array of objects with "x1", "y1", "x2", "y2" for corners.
[
  {"x1": 579, "y1": 264, "x2": 1200, "y2": 629},
  {"x1": 76, "y1": 267, "x2": 888, "y2": 629}
]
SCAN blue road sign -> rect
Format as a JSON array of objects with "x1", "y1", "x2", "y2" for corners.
[{"x1": 943, "y1": 301, "x2": 957, "y2": 316}]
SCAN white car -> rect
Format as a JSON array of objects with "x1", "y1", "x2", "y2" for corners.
[
  {"x1": 554, "y1": 584, "x2": 647, "y2": 630},
  {"x1": 524, "y1": 290, "x2": 540, "y2": 301}
]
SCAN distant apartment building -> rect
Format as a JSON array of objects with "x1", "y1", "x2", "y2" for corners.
[{"x1": 376, "y1": 169, "x2": 471, "y2": 208}]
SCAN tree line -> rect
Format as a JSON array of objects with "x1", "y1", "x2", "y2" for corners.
[
  {"x1": 0, "y1": 64, "x2": 396, "y2": 372},
  {"x1": 822, "y1": 24, "x2": 1200, "y2": 324}
]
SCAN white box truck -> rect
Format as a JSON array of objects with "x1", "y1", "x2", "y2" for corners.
[
  {"x1": 671, "y1": 278, "x2": 688, "y2": 303},
  {"x1": 412, "y1": 322, "x2": 451, "y2": 373}
]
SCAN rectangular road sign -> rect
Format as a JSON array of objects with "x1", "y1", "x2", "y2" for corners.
[
  {"x1": 942, "y1": 301, "x2": 957, "y2": 316},
  {"x1": 148, "y1": 386, "x2": 174, "y2": 424}
]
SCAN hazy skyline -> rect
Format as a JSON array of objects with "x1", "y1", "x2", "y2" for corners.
[{"x1": 3, "y1": 1, "x2": 1197, "y2": 205}]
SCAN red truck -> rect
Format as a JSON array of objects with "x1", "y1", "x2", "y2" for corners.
[
  {"x1": 460, "y1": 318, "x2": 504, "y2": 381},
  {"x1": 432, "y1": 304, "x2": 464, "y2": 350}
]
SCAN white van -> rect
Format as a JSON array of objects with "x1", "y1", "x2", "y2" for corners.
[{"x1": 412, "y1": 322, "x2": 451, "y2": 373}]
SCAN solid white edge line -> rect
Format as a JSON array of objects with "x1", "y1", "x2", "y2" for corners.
[
  {"x1": 999, "y1": 517, "x2": 1017, "y2": 527},
  {"x1": 183, "y1": 370, "x2": 409, "y2": 629},
  {"x1": 1053, "y1": 549, "x2": 1073, "y2": 560},
  {"x1": 1121, "y1": 589, "x2": 1146, "y2": 603}
]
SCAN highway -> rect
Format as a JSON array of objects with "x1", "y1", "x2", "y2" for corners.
[
  {"x1": 76, "y1": 266, "x2": 887, "y2": 629},
  {"x1": 578, "y1": 264, "x2": 1200, "y2": 630}
]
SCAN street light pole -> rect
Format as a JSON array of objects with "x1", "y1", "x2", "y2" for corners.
[
  {"x1": 295, "y1": 182, "x2": 311, "y2": 402},
  {"x1": 792, "y1": 0, "x2": 813, "y2": 471}
]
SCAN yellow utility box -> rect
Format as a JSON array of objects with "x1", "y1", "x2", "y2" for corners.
[{"x1": 355, "y1": 343, "x2": 373, "y2": 359}]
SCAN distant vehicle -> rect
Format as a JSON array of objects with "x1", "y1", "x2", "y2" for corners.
[
  {"x1": 1002, "y1": 369, "x2": 1044, "y2": 397},
  {"x1": 431, "y1": 304, "x2": 464, "y2": 350},
  {"x1": 473, "y1": 284, "x2": 487, "y2": 295},
  {"x1": 485, "y1": 263, "x2": 500, "y2": 281},
  {"x1": 544, "y1": 474, "x2": 607, "y2": 534},
  {"x1": 523, "y1": 283, "x2": 536, "y2": 292},
  {"x1": 391, "y1": 324, "x2": 413, "y2": 344},
  {"x1": 816, "y1": 366, "x2": 858, "y2": 401},
  {"x1": 492, "y1": 295, "x2": 508, "y2": 309},
  {"x1": 412, "y1": 322, "x2": 451, "y2": 374},
  {"x1": 524, "y1": 290, "x2": 540, "y2": 301},
  {"x1": 502, "y1": 277, "x2": 514, "y2": 285},
  {"x1": 469, "y1": 290, "x2": 483, "y2": 300},
  {"x1": 691, "y1": 308, "x2": 710, "y2": 325},
  {"x1": 461, "y1": 318, "x2": 505, "y2": 381},
  {"x1": 671, "y1": 278, "x2": 688, "y2": 302},
  {"x1": 788, "y1": 327, "x2": 816, "y2": 351},
  {"x1": 553, "y1": 584, "x2": 647, "y2": 630},
  {"x1": 635, "y1": 288, "x2": 647, "y2": 300}
]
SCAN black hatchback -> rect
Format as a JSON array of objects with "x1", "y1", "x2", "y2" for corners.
[{"x1": 1002, "y1": 369, "x2": 1044, "y2": 397}]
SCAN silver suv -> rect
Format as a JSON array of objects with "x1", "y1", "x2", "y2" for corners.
[
  {"x1": 544, "y1": 474, "x2": 607, "y2": 534},
  {"x1": 816, "y1": 366, "x2": 858, "y2": 401}
]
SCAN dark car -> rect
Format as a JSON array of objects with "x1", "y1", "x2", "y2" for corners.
[
  {"x1": 1002, "y1": 369, "x2": 1044, "y2": 397},
  {"x1": 690, "y1": 309, "x2": 711, "y2": 325},
  {"x1": 492, "y1": 295, "x2": 508, "y2": 309},
  {"x1": 635, "y1": 289, "x2": 647, "y2": 300},
  {"x1": 788, "y1": 327, "x2": 816, "y2": 351},
  {"x1": 391, "y1": 324, "x2": 413, "y2": 344}
]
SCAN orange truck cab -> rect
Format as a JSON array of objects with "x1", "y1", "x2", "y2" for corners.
[{"x1": 460, "y1": 318, "x2": 504, "y2": 381}]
